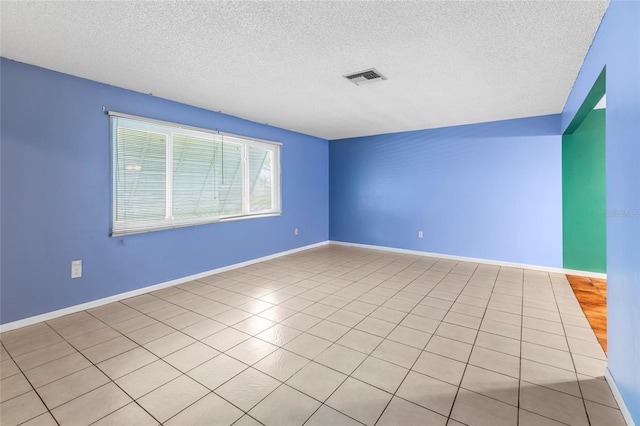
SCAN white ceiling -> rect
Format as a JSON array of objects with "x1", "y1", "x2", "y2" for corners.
[{"x1": 1, "y1": 1, "x2": 608, "y2": 140}]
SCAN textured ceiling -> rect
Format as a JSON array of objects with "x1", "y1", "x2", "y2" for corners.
[{"x1": 1, "y1": 1, "x2": 608, "y2": 140}]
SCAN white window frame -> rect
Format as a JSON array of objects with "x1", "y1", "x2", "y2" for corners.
[{"x1": 109, "y1": 111, "x2": 281, "y2": 236}]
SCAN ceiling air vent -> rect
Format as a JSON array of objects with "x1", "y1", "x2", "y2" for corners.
[{"x1": 344, "y1": 68, "x2": 387, "y2": 86}]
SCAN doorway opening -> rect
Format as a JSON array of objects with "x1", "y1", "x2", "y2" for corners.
[{"x1": 562, "y1": 67, "x2": 607, "y2": 352}]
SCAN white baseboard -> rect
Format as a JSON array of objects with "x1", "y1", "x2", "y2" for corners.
[
  {"x1": 605, "y1": 368, "x2": 636, "y2": 426},
  {"x1": 0, "y1": 241, "x2": 329, "y2": 333},
  {"x1": 329, "y1": 240, "x2": 607, "y2": 279}
]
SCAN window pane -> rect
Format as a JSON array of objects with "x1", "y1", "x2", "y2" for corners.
[
  {"x1": 172, "y1": 133, "x2": 221, "y2": 219},
  {"x1": 248, "y1": 147, "x2": 273, "y2": 212},
  {"x1": 218, "y1": 142, "x2": 243, "y2": 216},
  {"x1": 114, "y1": 127, "x2": 166, "y2": 222}
]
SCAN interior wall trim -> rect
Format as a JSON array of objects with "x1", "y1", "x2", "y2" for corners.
[
  {"x1": 0, "y1": 241, "x2": 329, "y2": 333},
  {"x1": 330, "y1": 240, "x2": 607, "y2": 279},
  {"x1": 605, "y1": 367, "x2": 636, "y2": 426}
]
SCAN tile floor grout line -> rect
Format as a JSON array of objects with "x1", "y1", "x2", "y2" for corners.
[
  {"x1": 443, "y1": 262, "x2": 501, "y2": 423},
  {"x1": 1, "y1": 246, "x2": 624, "y2": 426},
  {"x1": 551, "y1": 273, "x2": 595, "y2": 426},
  {"x1": 0, "y1": 338, "x2": 61, "y2": 425}
]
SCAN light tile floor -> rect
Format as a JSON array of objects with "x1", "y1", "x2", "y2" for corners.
[{"x1": 0, "y1": 245, "x2": 627, "y2": 425}]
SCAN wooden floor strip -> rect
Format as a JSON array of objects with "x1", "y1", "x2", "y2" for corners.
[{"x1": 566, "y1": 275, "x2": 607, "y2": 353}]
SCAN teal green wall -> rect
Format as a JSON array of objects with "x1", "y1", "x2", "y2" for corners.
[{"x1": 562, "y1": 107, "x2": 606, "y2": 272}]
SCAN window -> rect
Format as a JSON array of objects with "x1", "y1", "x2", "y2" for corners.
[{"x1": 110, "y1": 113, "x2": 281, "y2": 236}]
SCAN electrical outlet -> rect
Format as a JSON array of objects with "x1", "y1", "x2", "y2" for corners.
[
  {"x1": 71, "y1": 260, "x2": 82, "y2": 278},
  {"x1": 294, "y1": 228, "x2": 299, "y2": 235},
  {"x1": 418, "y1": 230, "x2": 423, "y2": 238}
]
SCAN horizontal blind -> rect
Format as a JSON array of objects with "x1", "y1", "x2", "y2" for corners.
[
  {"x1": 112, "y1": 119, "x2": 167, "y2": 235},
  {"x1": 110, "y1": 112, "x2": 281, "y2": 236},
  {"x1": 172, "y1": 132, "x2": 222, "y2": 220}
]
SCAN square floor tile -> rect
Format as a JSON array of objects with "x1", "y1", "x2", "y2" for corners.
[
  {"x1": 444, "y1": 311, "x2": 482, "y2": 329},
  {"x1": 355, "y1": 317, "x2": 396, "y2": 338},
  {"x1": 137, "y1": 375, "x2": 209, "y2": 423},
  {"x1": 435, "y1": 322, "x2": 478, "y2": 344},
  {"x1": 214, "y1": 367, "x2": 280, "y2": 411},
  {"x1": 0, "y1": 373, "x2": 32, "y2": 403},
  {"x1": 584, "y1": 400, "x2": 626, "y2": 426},
  {"x1": 258, "y1": 306, "x2": 297, "y2": 322},
  {"x1": 249, "y1": 384, "x2": 321, "y2": 426},
  {"x1": 352, "y1": 356, "x2": 408, "y2": 393},
  {"x1": 377, "y1": 396, "x2": 447, "y2": 426},
  {"x1": 326, "y1": 310, "x2": 365, "y2": 327},
  {"x1": 304, "y1": 405, "x2": 362, "y2": 426},
  {"x1": 286, "y1": 361, "x2": 347, "y2": 402},
  {"x1": 451, "y1": 388, "x2": 518, "y2": 426},
  {"x1": 115, "y1": 360, "x2": 181, "y2": 399},
  {"x1": 371, "y1": 339, "x2": 421, "y2": 369},
  {"x1": 238, "y1": 300, "x2": 274, "y2": 315},
  {"x1": 37, "y1": 366, "x2": 110, "y2": 409},
  {"x1": 187, "y1": 353, "x2": 248, "y2": 390},
  {"x1": 0, "y1": 358, "x2": 20, "y2": 380},
  {"x1": 97, "y1": 347, "x2": 158, "y2": 380},
  {"x1": 65, "y1": 327, "x2": 121, "y2": 352},
  {"x1": 412, "y1": 350, "x2": 466, "y2": 385},
  {"x1": 337, "y1": 329, "x2": 383, "y2": 354},
  {"x1": 475, "y1": 331, "x2": 521, "y2": 357},
  {"x1": 387, "y1": 326, "x2": 431, "y2": 349},
  {"x1": 0, "y1": 391, "x2": 48, "y2": 425},
  {"x1": 307, "y1": 320, "x2": 350, "y2": 342},
  {"x1": 214, "y1": 308, "x2": 253, "y2": 326},
  {"x1": 396, "y1": 371, "x2": 458, "y2": 416},
  {"x1": 280, "y1": 313, "x2": 321, "y2": 331},
  {"x1": 143, "y1": 331, "x2": 196, "y2": 358},
  {"x1": 126, "y1": 322, "x2": 174, "y2": 345},
  {"x1": 518, "y1": 408, "x2": 567, "y2": 426},
  {"x1": 315, "y1": 344, "x2": 367, "y2": 375},
  {"x1": 326, "y1": 377, "x2": 392, "y2": 426},
  {"x1": 468, "y1": 346, "x2": 520, "y2": 379},
  {"x1": 181, "y1": 319, "x2": 226, "y2": 340},
  {"x1": 461, "y1": 365, "x2": 519, "y2": 406},
  {"x1": 303, "y1": 303, "x2": 339, "y2": 319},
  {"x1": 233, "y1": 414, "x2": 263, "y2": 426},
  {"x1": 226, "y1": 337, "x2": 278, "y2": 365},
  {"x1": 253, "y1": 348, "x2": 310, "y2": 381},
  {"x1": 233, "y1": 316, "x2": 276, "y2": 336},
  {"x1": 480, "y1": 319, "x2": 521, "y2": 340},
  {"x1": 521, "y1": 359, "x2": 581, "y2": 397},
  {"x1": 109, "y1": 315, "x2": 156, "y2": 335},
  {"x1": 370, "y1": 307, "x2": 406, "y2": 324},
  {"x1": 25, "y1": 352, "x2": 91, "y2": 388},
  {"x1": 13, "y1": 341, "x2": 75, "y2": 371},
  {"x1": 519, "y1": 381, "x2": 589, "y2": 426},
  {"x1": 256, "y1": 324, "x2": 302, "y2": 346},
  {"x1": 51, "y1": 383, "x2": 132, "y2": 426},
  {"x1": 521, "y1": 341, "x2": 574, "y2": 372},
  {"x1": 165, "y1": 393, "x2": 243, "y2": 426},
  {"x1": 578, "y1": 375, "x2": 619, "y2": 408},
  {"x1": 201, "y1": 327, "x2": 249, "y2": 352},
  {"x1": 93, "y1": 402, "x2": 159, "y2": 425},
  {"x1": 164, "y1": 342, "x2": 219, "y2": 372},
  {"x1": 572, "y1": 353, "x2": 607, "y2": 377},
  {"x1": 283, "y1": 333, "x2": 332, "y2": 359},
  {"x1": 21, "y1": 412, "x2": 59, "y2": 426},
  {"x1": 400, "y1": 314, "x2": 440, "y2": 333},
  {"x1": 425, "y1": 335, "x2": 473, "y2": 362},
  {"x1": 81, "y1": 336, "x2": 137, "y2": 364}
]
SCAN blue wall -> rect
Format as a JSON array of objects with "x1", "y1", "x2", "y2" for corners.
[
  {"x1": 0, "y1": 58, "x2": 329, "y2": 325},
  {"x1": 330, "y1": 115, "x2": 562, "y2": 268},
  {"x1": 562, "y1": 1, "x2": 640, "y2": 421}
]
